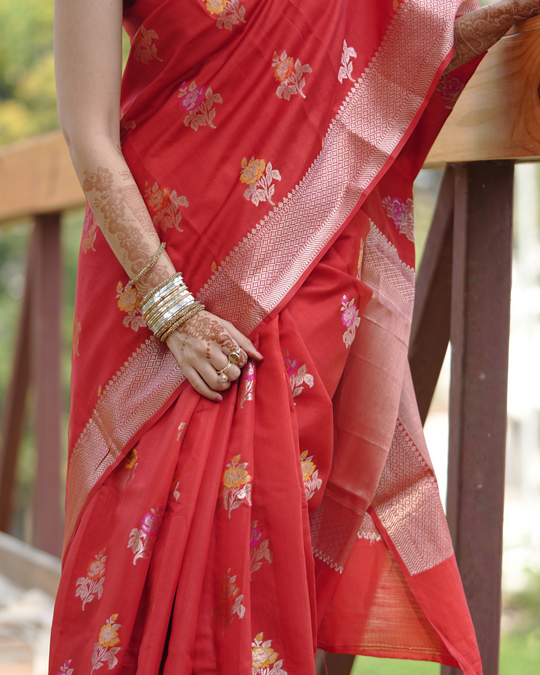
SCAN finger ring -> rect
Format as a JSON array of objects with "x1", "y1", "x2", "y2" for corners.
[
  {"x1": 216, "y1": 361, "x2": 231, "y2": 383},
  {"x1": 228, "y1": 349, "x2": 242, "y2": 364}
]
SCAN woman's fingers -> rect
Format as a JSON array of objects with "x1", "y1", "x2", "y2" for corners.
[
  {"x1": 182, "y1": 365, "x2": 224, "y2": 402},
  {"x1": 222, "y1": 320, "x2": 263, "y2": 361},
  {"x1": 211, "y1": 347, "x2": 242, "y2": 381}
]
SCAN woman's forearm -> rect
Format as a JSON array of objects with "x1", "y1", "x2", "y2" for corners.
[
  {"x1": 68, "y1": 138, "x2": 175, "y2": 295},
  {"x1": 446, "y1": 0, "x2": 540, "y2": 74}
]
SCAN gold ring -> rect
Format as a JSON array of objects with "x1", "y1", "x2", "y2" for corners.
[
  {"x1": 228, "y1": 349, "x2": 242, "y2": 364},
  {"x1": 217, "y1": 361, "x2": 232, "y2": 382}
]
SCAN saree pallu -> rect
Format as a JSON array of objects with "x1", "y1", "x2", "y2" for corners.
[{"x1": 50, "y1": 0, "x2": 484, "y2": 673}]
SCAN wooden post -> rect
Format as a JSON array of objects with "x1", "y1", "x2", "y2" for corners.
[
  {"x1": 0, "y1": 237, "x2": 35, "y2": 533},
  {"x1": 31, "y1": 213, "x2": 64, "y2": 556},
  {"x1": 315, "y1": 651, "x2": 355, "y2": 675},
  {"x1": 442, "y1": 162, "x2": 514, "y2": 675},
  {"x1": 409, "y1": 167, "x2": 454, "y2": 424}
]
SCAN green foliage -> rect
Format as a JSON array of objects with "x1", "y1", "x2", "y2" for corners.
[{"x1": 0, "y1": 0, "x2": 57, "y2": 144}]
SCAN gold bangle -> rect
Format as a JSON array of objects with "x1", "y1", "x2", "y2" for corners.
[
  {"x1": 140, "y1": 271, "x2": 184, "y2": 307},
  {"x1": 160, "y1": 303, "x2": 204, "y2": 342},
  {"x1": 150, "y1": 296, "x2": 196, "y2": 335},
  {"x1": 129, "y1": 242, "x2": 166, "y2": 287},
  {"x1": 155, "y1": 300, "x2": 198, "y2": 339}
]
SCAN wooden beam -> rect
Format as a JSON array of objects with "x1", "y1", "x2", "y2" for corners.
[
  {"x1": 0, "y1": 131, "x2": 84, "y2": 226},
  {"x1": 409, "y1": 167, "x2": 454, "y2": 424},
  {"x1": 426, "y1": 17, "x2": 540, "y2": 166},
  {"x1": 31, "y1": 213, "x2": 64, "y2": 556},
  {"x1": 0, "y1": 238, "x2": 34, "y2": 533},
  {"x1": 442, "y1": 162, "x2": 513, "y2": 675},
  {"x1": 315, "y1": 651, "x2": 355, "y2": 675}
]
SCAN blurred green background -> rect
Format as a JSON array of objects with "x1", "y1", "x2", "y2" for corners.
[{"x1": 0, "y1": 1, "x2": 538, "y2": 673}]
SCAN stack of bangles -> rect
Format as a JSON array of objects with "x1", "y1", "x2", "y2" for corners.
[{"x1": 130, "y1": 242, "x2": 205, "y2": 342}]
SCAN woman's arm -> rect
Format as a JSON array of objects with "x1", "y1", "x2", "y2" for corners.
[
  {"x1": 54, "y1": 0, "x2": 260, "y2": 401},
  {"x1": 446, "y1": 0, "x2": 540, "y2": 74}
]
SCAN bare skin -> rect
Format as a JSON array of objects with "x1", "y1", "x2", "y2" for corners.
[
  {"x1": 54, "y1": 0, "x2": 536, "y2": 401},
  {"x1": 447, "y1": 0, "x2": 540, "y2": 73}
]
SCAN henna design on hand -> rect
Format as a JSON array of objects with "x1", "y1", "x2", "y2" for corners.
[
  {"x1": 173, "y1": 311, "x2": 248, "y2": 366},
  {"x1": 446, "y1": 0, "x2": 540, "y2": 74},
  {"x1": 83, "y1": 166, "x2": 170, "y2": 292}
]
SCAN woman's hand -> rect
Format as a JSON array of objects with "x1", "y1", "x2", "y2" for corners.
[{"x1": 166, "y1": 310, "x2": 263, "y2": 401}]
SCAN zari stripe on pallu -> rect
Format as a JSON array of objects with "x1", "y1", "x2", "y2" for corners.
[
  {"x1": 63, "y1": 340, "x2": 184, "y2": 554},
  {"x1": 198, "y1": 0, "x2": 459, "y2": 335}
]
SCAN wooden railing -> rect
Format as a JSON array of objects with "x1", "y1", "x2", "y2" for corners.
[{"x1": 1, "y1": 16, "x2": 540, "y2": 675}]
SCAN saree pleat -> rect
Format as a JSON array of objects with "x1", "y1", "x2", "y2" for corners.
[{"x1": 51, "y1": 1, "x2": 486, "y2": 673}]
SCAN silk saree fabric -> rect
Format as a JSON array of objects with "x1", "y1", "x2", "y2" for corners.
[{"x1": 50, "y1": 0, "x2": 484, "y2": 673}]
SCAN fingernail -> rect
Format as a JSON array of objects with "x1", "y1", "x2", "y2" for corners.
[
  {"x1": 255, "y1": 350, "x2": 264, "y2": 359},
  {"x1": 215, "y1": 394, "x2": 223, "y2": 402}
]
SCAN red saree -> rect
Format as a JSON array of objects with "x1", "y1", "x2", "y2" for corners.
[{"x1": 50, "y1": 0, "x2": 484, "y2": 673}]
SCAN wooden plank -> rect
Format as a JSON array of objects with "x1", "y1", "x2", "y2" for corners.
[
  {"x1": 0, "y1": 239, "x2": 34, "y2": 533},
  {"x1": 31, "y1": 214, "x2": 64, "y2": 556},
  {"x1": 0, "y1": 531, "x2": 61, "y2": 597},
  {"x1": 442, "y1": 162, "x2": 513, "y2": 675},
  {"x1": 426, "y1": 17, "x2": 540, "y2": 165},
  {"x1": 315, "y1": 651, "x2": 355, "y2": 675},
  {"x1": 409, "y1": 167, "x2": 454, "y2": 424},
  {"x1": 0, "y1": 131, "x2": 84, "y2": 225}
]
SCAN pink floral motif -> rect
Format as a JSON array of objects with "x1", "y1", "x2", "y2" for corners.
[
  {"x1": 222, "y1": 455, "x2": 252, "y2": 517},
  {"x1": 249, "y1": 520, "x2": 273, "y2": 580},
  {"x1": 144, "y1": 181, "x2": 188, "y2": 233},
  {"x1": 75, "y1": 550, "x2": 107, "y2": 610},
  {"x1": 284, "y1": 355, "x2": 314, "y2": 400},
  {"x1": 300, "y1": 451, "x2": 323, "y2": 500},
  {"x1": 238, "y1": 361, "x2": 256, "y2": 408},
  {"x1": 56, "y1": 660, "x2": 74, "y2": 675},
  {"x1": 436, "y1": 74, "x2": 465, "y2": 110},
  {"x1": 178, "y1": 81, "x2": 223, "y2": 130},
  {"x1": 340, "y1": 295, "x2": 360, "y2": 348},
  {"x1": 271, "y1": 50, "x2": 312, "y2": 100},
  {"x1": 128, "y1": 507, "x2": 164, "y2": 564},
  {"x1": 382, "y1": 196, "x2": 414, "y2": 242},
  {"x1": 211, "y1": 568, "x2": 246, "y2": 633},
  {"x1": 82, "y1": 204, "x2": 98, "y2": 254},
  {"x1": 91, "y1": 614, "x2": 121, "y2": 673}
]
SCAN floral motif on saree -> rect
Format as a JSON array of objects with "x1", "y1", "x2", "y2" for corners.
[
  {"x1": 222, "y1": 455, "x2": 252, "y2": 517},
  {"x1": 203, "y1": 0, "x2": 247, "y2": 30},
  {"x1": 300, "y1": 451, "x2": 323, "y2": 500},
  {"x1": 56, "y1": 661, "x2": 73, "y2": 675},
  {"x1": 238, "y1": 361, "x2": 256, "y2": 408},
  {"x1": 81, "y1": 205, "x2": 97, "y2": 254},
  {"x1": 116, "y1": 281, "x2": 145, "y2": 332},
  {"x1": 143, "y1": 181, "x2": 188, "y2": 233},
  {"x1": 338, "y1": 39, "x2": 357, "y2": 83},
  {"x1": 382, "y1": 195, "x2": 415, "y2": 242},
  {"x1": 251, "y1": 634, "x2": 287, "y2": 675},
  {"x1": 284, "y1": 356, "x2": 314, "y2": 401},
  {"x1": 271, "y1": 51, "x2": 312, "y2": 100},
  {"x1": 240, "y1": 157, "x2": 281, "y2": 207},
  {"x1": 128, "y1": 507, "x2": 165, "y2": 565},
  {"x1": 211, "y1": 568, "x2": 246, "y2": 632},
  {"x1": 178, "y1": 81, "x2": 223, "y2": 130},
  {"x1": 115, "y1": 447, "x2": 138, "y2": 492},
  {"x1": 91, "y1": 614, "x2": 121, "y2": 673},
  {"x1": 249, "y1": 521, "x2": 274, "y2": 580},
  {"x1": 132, "y1": 25, "x2": 163, "y2": 65},
  {"x1": 75, "y1": 550, "x2": 107, "y2": 611},
  {"x1": 340, "y1": 295, "x2": 361, "y2": 347}
]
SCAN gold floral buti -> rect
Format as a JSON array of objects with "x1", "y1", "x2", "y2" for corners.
[
  {"x1": 299, "y1": 451, "x2": 323, "y2": 501},
  {"x1": 222, "y1": 454, "x2": 252, "y2": 517},
  {"x1": 240, "y1": 157, "x2": 281, "y2": 207},
  {"x1": 211, "y1": 568, "x2": 246, "y2": 633},
  {"x1": 91, "y1": 614, "x2": 121, "y2": 673},
  {"x1": 251, "y1": 633, "x2": 287, "y2": 674},
  {"x1": 75, "y1": 549, "x2": 107, "y2": 611}
]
